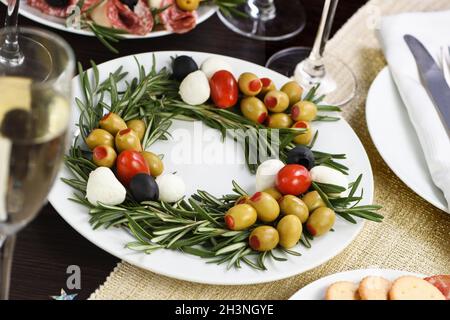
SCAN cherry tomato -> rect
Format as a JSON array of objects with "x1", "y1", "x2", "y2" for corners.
[
  {"x1": 210, "y1": 70, "x2": 239, "y2": 109},
  {"x1": 276, "y1": 164, "x2": 312, "y2": 195},
  {"x1": 116, "y1": 150, "x2": 150, "y2": 186}
]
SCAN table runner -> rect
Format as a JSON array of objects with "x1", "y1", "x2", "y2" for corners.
[{"x1": 89, "y1": 0, "x2": 450, "y2": 300}]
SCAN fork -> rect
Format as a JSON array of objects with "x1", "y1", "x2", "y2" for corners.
[{"x1": 441, "y1": 46, "x2": 450, "y2": 86}]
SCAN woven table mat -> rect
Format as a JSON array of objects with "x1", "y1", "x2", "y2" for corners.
[{"x1": 89, "y1": 0, "x2": 450, "y2": 300}]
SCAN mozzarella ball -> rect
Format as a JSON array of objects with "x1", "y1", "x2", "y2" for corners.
[
  {"x1": 179, "y1": 70, "x2": 210, "y2": 105},
  {"x1": 149, "y1": 0, "x2": 163, "y2": 8},
  {"x1": 255, "y1": 159, "x2": 285, "y2": 192},
  {"x1": 201, "y1": 57, "x2": 233, "y2": 79},
  {"x1": 156, "y1": 174, "x2": 186, "y2": 203},
  {"x1": 86, "y1": 167, "x2": 126, "y2": 206},
  {"x1": 310, "y1": 165, "x2": 348, "y2": 196}
]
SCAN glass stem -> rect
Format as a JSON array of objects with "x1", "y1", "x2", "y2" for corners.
[
  {"x1": 0, "y1": 0, "x2": 24, "y2": 66},
  {"x1": 0, "y1": 235, "x2": 16, "y2": 300},
  {"x1": 246, "y1": 0, "x2": 276, "y2": 21},
  {"x1": 303, "y1": 0, "x2": 338, "y2": 78}
]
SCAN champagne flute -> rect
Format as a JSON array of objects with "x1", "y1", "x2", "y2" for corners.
[
  {"x1": 217, "y1": 0, "x2": 306, "y2": 41},
  {"x1": 265, "y1": 0, "x2": 356, "y2": 105},
  {"x1": 0, "y1": 27, "x2": 74, "y2": 300}
]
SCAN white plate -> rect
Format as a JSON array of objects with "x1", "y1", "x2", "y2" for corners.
[
  {"x1": 48, "y1": 51, "x2": 374, "y2": 285},
  {"x1": 366, "y1": 67, "x2": 448, "y2": 213},
  {"x1": 0, "y1": 1, "x2": 216, "y2": 38},
  {"x1": 290, "y1": 269, "x2": 426, "y2": 300}
]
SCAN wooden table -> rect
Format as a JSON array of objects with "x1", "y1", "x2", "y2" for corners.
[{"x1": 0, "y1": 0, "x2": 368, "y2": 299}]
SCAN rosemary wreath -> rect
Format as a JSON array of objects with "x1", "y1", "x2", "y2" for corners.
[{"x1": 63, "y1": 56, "x2": 383, "y2": 270}]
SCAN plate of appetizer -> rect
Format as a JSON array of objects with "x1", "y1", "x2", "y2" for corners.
[
  {"x1": 0, "y1": 0, "x2": 225, "y2": 51},
  {"x1": 366, "y1": 67, "x2": 448, "y2": 213},
  {"x1": 48, "y1": 51, "x2": 382, "y2": 285},
  {"x1": 290, "y1": 268, "x2": 450, "y2": 300}
]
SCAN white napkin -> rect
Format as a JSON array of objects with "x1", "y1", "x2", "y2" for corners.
[{"x1": 378, "y1": 10, "x2": 450, "y2": 212}]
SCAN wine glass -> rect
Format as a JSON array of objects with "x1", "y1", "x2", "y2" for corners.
[
  {"x1": 217, "y1": 0, "x2": 306, "y2": 41},
  {"x1": 265, "y1": 0, "x2": 356, "y2": 106},
  {"x1": 1, "y1": 0, "x2": 57, "y2": 80},
  {"x1": 0, "y1": 27, "x2": 74, "y2": 300}
]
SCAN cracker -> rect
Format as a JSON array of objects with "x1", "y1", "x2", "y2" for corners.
[
  {"x1": 325, "y1": 281, "x2": 360, "y2": 300},
  {"x1": 389, "y1": 276, "x2": 446, "y2": 300},
  {"x1": 358, "y1": 276, "x2": 391, "y2": 300}
]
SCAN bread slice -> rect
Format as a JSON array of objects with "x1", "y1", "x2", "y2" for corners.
[
  {"x1": 389, "y1": 276, "x2": 445, "y2": 300},
  {"x1": 325, "y1": 281, "x2": 360, "y2": 300}
]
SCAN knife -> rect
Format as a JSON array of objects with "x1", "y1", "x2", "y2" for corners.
[{"x1": 404, "y1": 34, "x2": 450, "y2": 137}]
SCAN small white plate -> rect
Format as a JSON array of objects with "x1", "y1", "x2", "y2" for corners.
[
  {"x1": 290, "y1": 269, "x2": 425, "y2": 300},
  {"x1": 0, "y1": 1, "x2": 216, "y2": 38},
  {"x1": 366, "y1": 67, "x2": 448, "y2": 213},
  {"x1": 48, "y1": 51, "x2": 374, "y2": 285}
]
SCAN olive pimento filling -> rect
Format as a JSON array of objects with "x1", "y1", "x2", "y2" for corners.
[
  {"x1": 250, "y1": 192, "x2": 262, "y2": 202},
  {"x1": 257, "y1": 112, "x2": 268, "y2": 124},
  {"x1": 101, "y1": 113, "x2": 112, "y2": 121},
  {"x1": 291, "y1": 105, "x2": 300, "y2": 119},
  {"x1": 93, "y1": 146, "x2": 108, "y2": 160},
  {"x1": 260, "y1": 78, "x2": 271, "y2": 88},
  {"x1": 265, "y1": 96, "x2": 278, "y2": 109},
  {"x1": 249, "y1": 235, "x2": 260, "y2": 250},
  {"x1": 248, "y1": 79, "x2": 262, "y2": 92},
  {"x1": 119, "y1": 128, "x2": 132, "y2": 135},
  {"x1": 294, "y1": 121, "x2": 308, "y2": 129},
  {"x1": 224, "y1": 215, "x2": 234, "y2": 229}
]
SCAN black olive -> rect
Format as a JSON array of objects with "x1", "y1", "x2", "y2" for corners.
[
  {"x1": 172, "y1": 56, "x2": 198, "y2": 82},
  {"x1": 45, "y1": 0, "x2": 70, "y2": 8},
  {"x1": 286, "y1": 146, "x2": 315, "y2": 170},
  {"x1": 129, "y1": 173, "x2": 159, "y2": 202},
  {"x1": 120, "y1": 0, "x2": 138, "y2": 10}
]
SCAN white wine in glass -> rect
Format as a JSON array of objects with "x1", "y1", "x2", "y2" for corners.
[{"x1": 0, "y1": 27, "x2": 74, "y2": 300}]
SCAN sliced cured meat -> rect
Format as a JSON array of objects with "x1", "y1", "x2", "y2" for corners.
[
  {"x1": 159, "y1": 0, "x2": 197, "y2": 34},
  {"x1": 425, "y1": 275, "x2": 450, "y2": 300},
  {"x1": 27, "y1": 0, "x2": 100, "y2": 18},
  {"x1": 91, "y1": 0, "x2": 154, "y2": 35},
  {"x1": 27, "y1": 0, "x2": 77, "y2": 18}
]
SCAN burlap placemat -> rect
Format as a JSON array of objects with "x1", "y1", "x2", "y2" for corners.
[{"x1": 89, "y1": 0, "x2": 450, "y2": 300}]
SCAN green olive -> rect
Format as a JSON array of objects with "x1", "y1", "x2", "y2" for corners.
[
  {"x1": 259, "y1": 77, "x2": 276, "y2": 97},
  {"x1": 240, "y1": 97, "x2": 268, "y2": 124},
  {"x1": 235, "y1": 195, "x2": 249, "y2": 206},
  {"x1": 141, "y1": 151, "x2": 164, "y2": 177},
  {"x1": 279, "y1": 195, "x2": 309, "y2": 223},
  {"x1": 281, "y1": 81, "x2": 303, "y2": 105},
  {"x1": 126, "y1": 119, "x2": 146, "y2": 142},
  {"x1": 247, "y1": 192, "x2": 280, "y2": 222},
  {"x1": 292, "y1": 121, "x2": 313, "y2": 145},
  {"x1": 277, "y1": 215, "x2": 302, "y2": 249},
  {"x1": 264, "y1": 90, "x2": 290, "y2": 113},
  {"x1": 92, "y1": 145, "x2": 117, "y2": 168},
  {"x1": 99, "y1": 112, "x2": 127, "y2": 136},
  {"x1": 86, "y1": 129, "x2": 115, "y2": 150},
  {"x1": 291, "y1": 101, "x2": 318, "y2": 122},
  {"x1": 302, "y1": 191, "x2": 326, "y2": 212},
  {"x1": 115, "y1": 128, "x2": 142, "y2": 153},
  {"x1": 266, "y1": 113, "x2": 293, "y2": 129},
  {"x1": 225, "y1": 204, "x2": 257, "y2": 231},
  {"x1": 238, "y1": 72, "x2": 262, "y2": 96},
  {"x1": 249, "y1": 226, "x2": 279, "y2": 251},
  {"x1": 306, "y1": 207, "x2": 336, "y2": 237},
  {"x1": 176, "y1": 0, "x2": 200, "y2": 11},
  {"x1": 263, "y1": 187, "x2": 282, "y2": 201}
]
